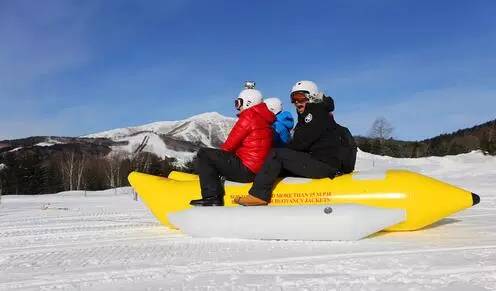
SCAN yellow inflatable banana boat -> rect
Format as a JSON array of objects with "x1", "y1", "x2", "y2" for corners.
[{"x1": 128, "y1": 170, "x2": 479, "y2": 231}]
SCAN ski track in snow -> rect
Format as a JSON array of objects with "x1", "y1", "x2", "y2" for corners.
[{"x1": 0, "y1": 151, "x2": 496, "y2": 290}]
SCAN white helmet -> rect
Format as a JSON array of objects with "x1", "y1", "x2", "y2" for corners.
[
  {"x1": 264, "y1": 97, "x2": 282, "y2": 115},
  {"x1": 290, "y1": 80, "x2": 323, "y2": 103},
  {"x1": 235, "y1": 89, "x2": 263, "y2": 111}
]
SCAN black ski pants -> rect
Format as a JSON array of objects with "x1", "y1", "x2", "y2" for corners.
[
  {"x1": 249, "y1": 148, "x2": 338, "y2": 202},
  {"x1": 196, "y1": 147, "x2": 255, "y2": 199}
]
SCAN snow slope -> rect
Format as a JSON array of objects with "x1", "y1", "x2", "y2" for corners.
[
  {"x1": 85, "y1": 112, "x2": 235, "y2": 165},
  {"x1": 86, "y1": 112, "x2": 225, "y2": 138},
  {"x1": 34, "y1": 138, "x2": 64, "y2": 147},
  {"x1": 111, "y1": 132, "x2": 197, "y2": 164},
  {"x1": 0, "y1": 151, "x2": 495, "y2": 290}
]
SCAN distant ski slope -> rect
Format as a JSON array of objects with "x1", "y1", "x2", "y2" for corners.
[{"x1": 85, "y1": 112, "x2": 235, "y2": 165}]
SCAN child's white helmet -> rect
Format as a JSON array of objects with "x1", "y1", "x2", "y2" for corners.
[{"x1": 264, "y1": 97, "x2": 282, "y2": 115}]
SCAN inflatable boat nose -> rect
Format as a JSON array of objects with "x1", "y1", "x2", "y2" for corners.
[{"x1": 472, "y1": 193, "x2": 480, "y2": 206}]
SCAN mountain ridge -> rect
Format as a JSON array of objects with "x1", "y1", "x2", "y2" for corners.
[{"x1": 1, "y1": 113, "x2": 495, "y2": 195}]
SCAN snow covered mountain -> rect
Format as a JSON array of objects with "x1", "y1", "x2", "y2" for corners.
[{"x1": 85, "y1": 112, "x2": 236, "y2": 165}]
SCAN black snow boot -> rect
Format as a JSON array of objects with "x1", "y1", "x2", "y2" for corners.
[{"x1": 189, "y1": 197, "x2": 224, "y2": 206}]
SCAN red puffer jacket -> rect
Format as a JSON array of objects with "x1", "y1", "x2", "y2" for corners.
[{"x1": 221, "y1": 103, "x2": 276, "y2": 173}]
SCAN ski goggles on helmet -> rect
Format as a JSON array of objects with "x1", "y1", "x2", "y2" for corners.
[
  {"x1": 290, "y1": 91, "x2": 309, "y2": 103},
  {"x1": 235, "y1": 98, "x2": 243, "y2": 111}
]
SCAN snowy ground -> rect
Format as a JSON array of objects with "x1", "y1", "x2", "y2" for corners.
[{"x1": 1, "y1": 151, "x2": 495, "y2": 290}]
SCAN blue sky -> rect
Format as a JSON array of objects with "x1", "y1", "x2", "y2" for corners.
[{"x1": 0, "y1": 0, "x2": 495, "y2": 141}]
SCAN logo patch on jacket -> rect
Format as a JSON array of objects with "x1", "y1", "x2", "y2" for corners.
[{"x1": 304, "y1": 113, "x2": 313, "y2": 123}]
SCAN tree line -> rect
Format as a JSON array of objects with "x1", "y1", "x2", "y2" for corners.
[
  {"x1": 1, "y1": 117, "x2": 494, "y2": 195},
  {"x1": 0, "y1": 147, "x2": 175, "y2": 195},
  {"x1": 357, "y1": 117, "x2": 496, "y2": 157}
]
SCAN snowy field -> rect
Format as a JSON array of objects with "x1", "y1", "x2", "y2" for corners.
[{"x1": 1, "y1": 151, "x2": 495, "y2": 290}]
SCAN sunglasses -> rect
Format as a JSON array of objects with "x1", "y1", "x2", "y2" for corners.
[{"x1": 290, "y1": 91, "x2": 309, "y2": 103}]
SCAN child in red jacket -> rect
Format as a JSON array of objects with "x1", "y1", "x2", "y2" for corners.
[{"x1": 190, "y1": 86, "x2": 275, "y2": 206}]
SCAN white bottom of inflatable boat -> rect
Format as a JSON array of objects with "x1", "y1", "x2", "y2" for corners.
[{"x1": 168, "y1": 204, "x2": 406, "y2": 241}]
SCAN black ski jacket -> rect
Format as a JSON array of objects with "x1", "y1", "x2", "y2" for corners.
[{"x1": 287, "y1": 97, "x2": 356, "y2": 173}]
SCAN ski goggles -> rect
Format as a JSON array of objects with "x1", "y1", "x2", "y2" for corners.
[
  {"x1": 234, "y1": 98, "x2": 243, "y2": 111},
  {"x1": 290, "y1": 91, "x2": 309, "y2": 104}
]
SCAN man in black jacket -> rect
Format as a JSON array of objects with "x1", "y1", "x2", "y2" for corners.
[{"x1": 235, "y1": 80, "x2": 356, "y2": 206}]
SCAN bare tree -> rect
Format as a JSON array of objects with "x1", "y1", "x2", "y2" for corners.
[
  {"x1": 369, "y1": 117, "x2": 394, "y2": 140},
  {"x1": 60, "y1": 151, "x2": 77, "y2": 191},
  {"x1": 105, "y1": 151, "x2": 128, "y2": 189},
  {"x1": 0, "y1": 163, "x2": 5, "y2": 203},
  {"x1": 60, "y1": 151, "x2": 75, "y2": 191},
  {"x1": 58, "y1": 150, "x2": 87, "y2": 191},
  {"x1": 368, "y1": 117, "x2": 394, "y2": 157},
  {"x1": 132, "y1": 152, "x2": 153, "y2": 173},
  {"x1": 76, "y1": 153, "x2": 87, "y2": 190}
]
